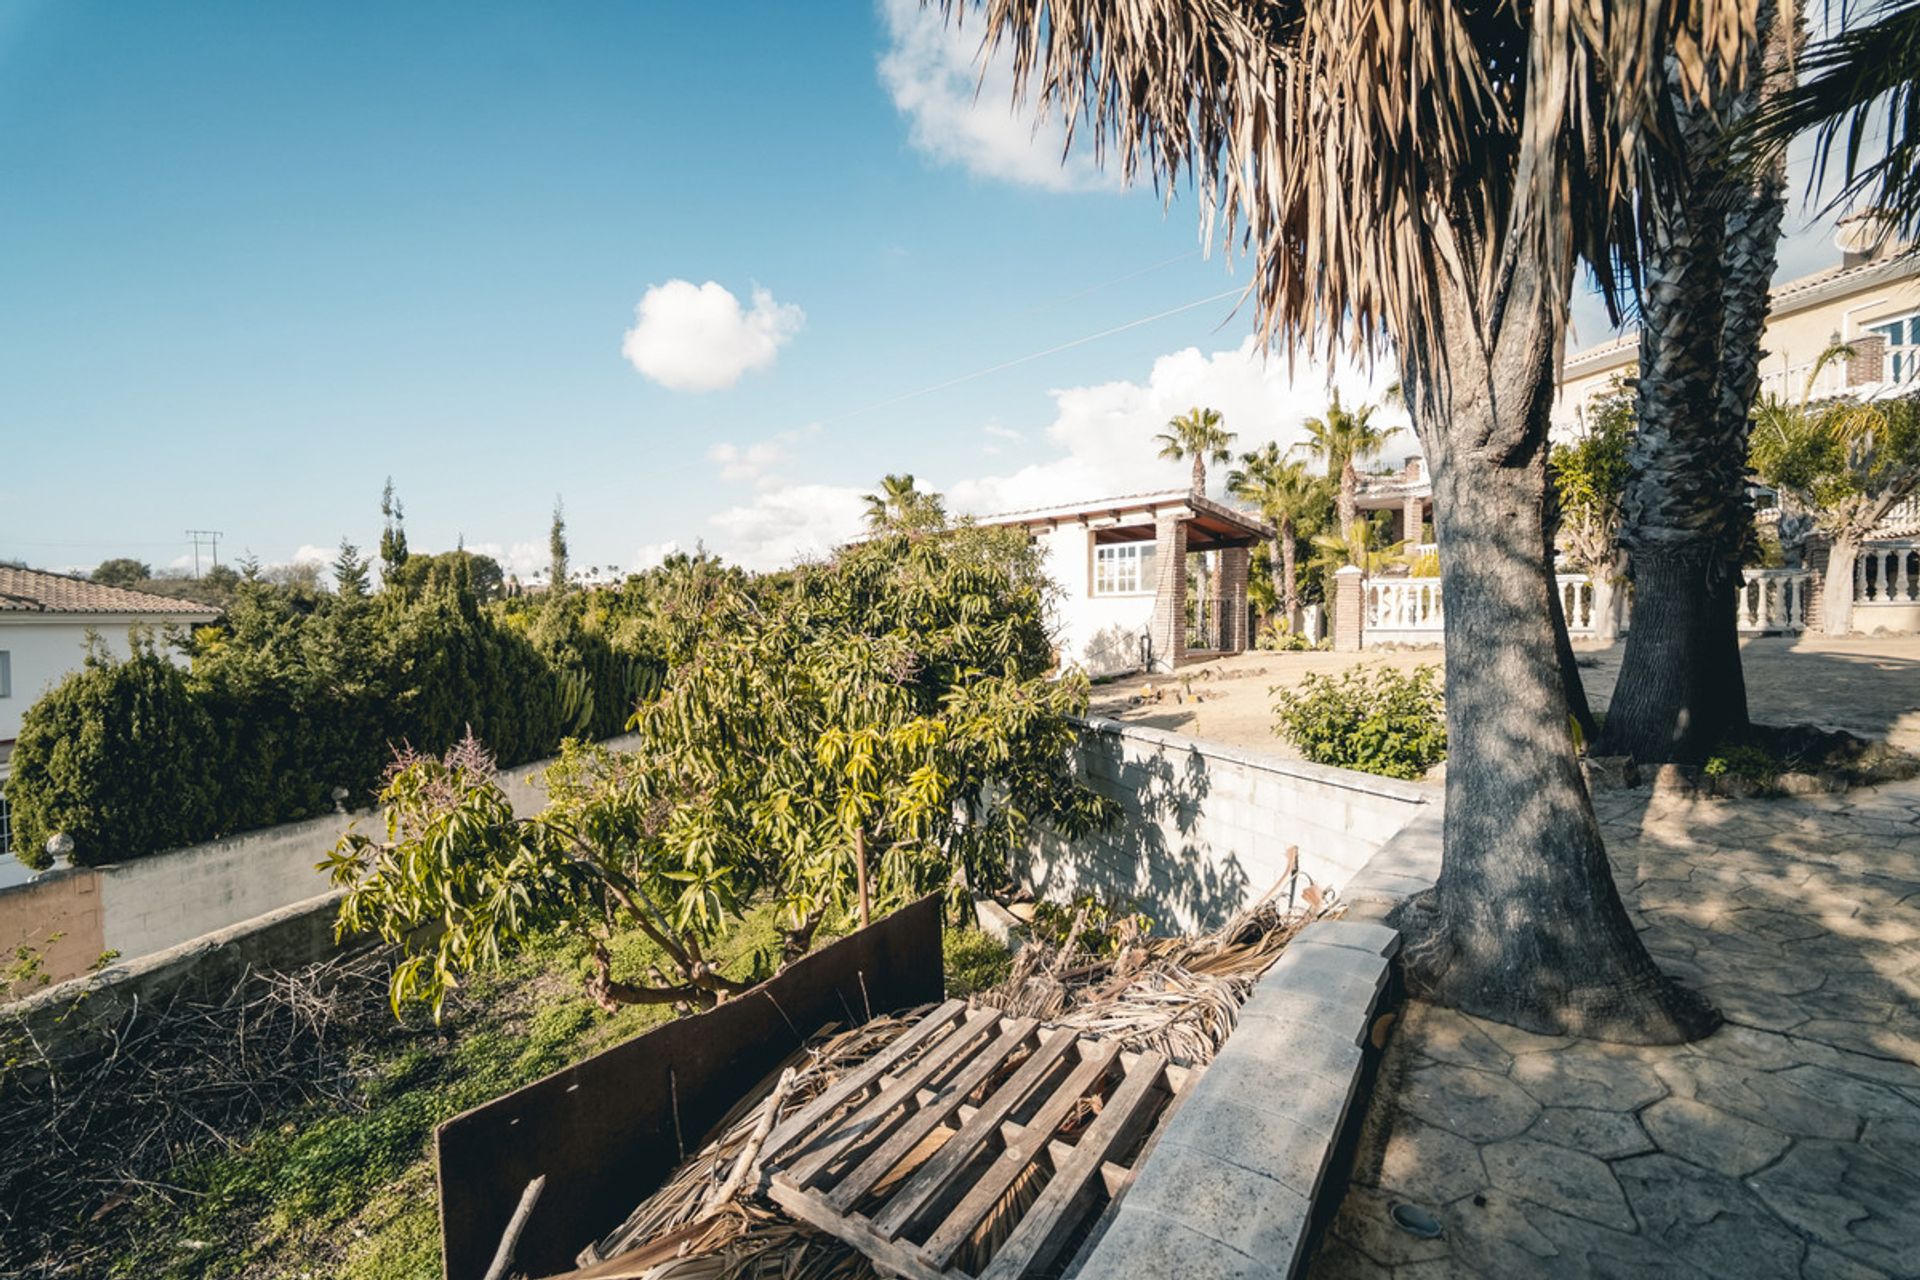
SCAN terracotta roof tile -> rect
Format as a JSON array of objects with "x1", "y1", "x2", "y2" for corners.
[{"x1": 0, "y1": 567, "x2": 222, "y2": 617}]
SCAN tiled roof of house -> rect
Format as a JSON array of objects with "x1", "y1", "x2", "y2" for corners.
[
  {"x1": 971, "y1": 489, "x2": 1276, "y2": 539},
  {"x1": 0, "y1": 566, "x2": 222, "y2": 617},
  {"x1": 1563, "y1": 250, "x2": 1920, "y2": 376}
]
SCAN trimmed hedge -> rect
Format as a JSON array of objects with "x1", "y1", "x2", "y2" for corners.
[{"x1": 7, "y1": 582, "x2": 662, "y2": 870}]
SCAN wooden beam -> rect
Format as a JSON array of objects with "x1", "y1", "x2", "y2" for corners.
[
  {"x1": 759, "y1": 1000, "x2": 965, "y2": 1167},
  {"x1": 870, "y1": 1027, "x2": 1078, "y2": 1241},
  {"x1": 974, "y1": 1051, "x2": 1169, "y2": 1280}
]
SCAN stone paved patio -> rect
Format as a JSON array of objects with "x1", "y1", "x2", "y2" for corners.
[{"x1": 1307, "y1": 779, "x2": 1920, "y2": 1280}]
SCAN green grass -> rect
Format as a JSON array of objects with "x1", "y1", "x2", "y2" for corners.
[
  {"x1": 89, "y1": 904, "x2": 815, "y2": 1280},
  {"x1": 78, "y1": 906, "x2": 1000, "y2": 1280}
]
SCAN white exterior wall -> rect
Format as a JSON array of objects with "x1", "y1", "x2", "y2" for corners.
[
  {"x1": 1552, "y1": 264, "x2": 1920, "y2": 436},
  {"x1": 0, "y1": 616, "x2": 198, "y2": 748},
  {"x1": 1032, "y1": 524, "x2": 1159, "y2": 677},
  {"x1": 1020, "y1": 719, "x2": 1435, "y2": 933}
]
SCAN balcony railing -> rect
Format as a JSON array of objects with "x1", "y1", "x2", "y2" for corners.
[
  {"x1": 1857, "y1": 541, "x2": 1920, "y2": 605},
  {"x1": 1357, "y1": 568, "x2": 1813, "y2": 646}
]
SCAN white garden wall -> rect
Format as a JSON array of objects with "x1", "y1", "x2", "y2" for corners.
[
  {"x1": 0, "y1": 735, "x2": 639, "y2": 990},
  {"x1": 1019, "y1": 719, "x2": 1435, "y2": 933}
]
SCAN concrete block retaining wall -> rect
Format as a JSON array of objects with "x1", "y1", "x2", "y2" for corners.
[
  {"x1": 1072, "y1": 781, "x2": 1445, "y2": 1279},
  {"x1": 1020, "y1": 718, "x2": 1435, "y2": 933},
  {"x1": 0, "y1": 735, "x2": 638, "y2": 993}
]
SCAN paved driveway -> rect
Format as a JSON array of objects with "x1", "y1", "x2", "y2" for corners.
[
  {"x1": 1308, "y1": 779, "x2": 1920, "y2": 1278},
  {"x1": 1089, "y1": 635, "x2": 1920, "y2": 759}
]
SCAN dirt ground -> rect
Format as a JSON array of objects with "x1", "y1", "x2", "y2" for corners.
[{"x1": 1087, "y1": 634, "x2": 1920, "y2": 759}]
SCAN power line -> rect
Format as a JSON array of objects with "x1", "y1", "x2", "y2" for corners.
[
  {"x1": 185, "y1": 530, "x2": 223, "y2": 579},
  {"x1": 815, "y1": 287, "x2": 1246, "y2": 428}
]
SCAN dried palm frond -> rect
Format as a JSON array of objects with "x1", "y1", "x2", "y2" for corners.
[{"x1": 560, "y1": 887, "x2": 1329, "y2": 1280}]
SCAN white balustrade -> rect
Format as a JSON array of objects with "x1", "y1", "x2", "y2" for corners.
[
  {"x1": 1363, "y1": 579, "x2": 1444, "y2": 640},
  {"x1": 1357, "y1": 567, "x2": 1814, "y2": 644},
  {"x1": 1855, "y1": 541, "x2": 1920, "y2": 604},
  {"x1": 1737, "y1": 569, "x2": 1812, "y2": 633},
  {"x1": 1556, "y1": 574, "x2": 1598, "y2": 635}
]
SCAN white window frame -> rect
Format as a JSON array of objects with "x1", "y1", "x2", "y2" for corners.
[
  {"x1": 1092, "y1": 542, "x2": 1157, "y2": 597},
  {"x1": 1865, "y1": 312, "x2": 1920, "y2": 384},
  {"x1": 0, "y1": 789, "x2": 10, "y2": 859}
]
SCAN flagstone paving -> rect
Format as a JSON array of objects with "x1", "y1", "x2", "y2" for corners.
[{"x1": 1306, "y1": 779, "x2": 1920, "y2": 1280}]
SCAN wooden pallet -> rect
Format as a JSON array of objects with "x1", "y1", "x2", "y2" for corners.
[{"x1": 758, "y1": 999, "x2": 1189, "y2": 1280}]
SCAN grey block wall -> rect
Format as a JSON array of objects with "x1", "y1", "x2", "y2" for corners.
[
  {"x1": 1074, "y1": 919, "x2": 1401, "y2": 1280},
  {"x1": 1019, "y1": 719, "x2": 1434, "y2": 933},
  {"x1": 99, "y1": 734, "x2": 638, "y2": 961}
]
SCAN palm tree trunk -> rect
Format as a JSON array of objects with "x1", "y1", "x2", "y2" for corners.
[
  {"x1": 1598, "y1": 1, "x2": 1786, "y2": 763},
  {"x1": 1823, "y1": 535, "x2": 1861, "y2": 636},
  {"x1": 1392, "y1": 275, "x2": 1716, "y2": 1046},
  {"x1": 1278, "y1": 518, "x2": 1299, "y2": 618},
  {"x1": 1192, "y1": 454, "x2": 1206, "y2": 494},
  {"x1": 1337, "y1": 461, "x2": 1358, "y2": 546}
]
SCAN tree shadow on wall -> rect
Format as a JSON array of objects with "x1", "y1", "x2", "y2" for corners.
[{"x1": 1030, "y1": 733, "x2": 1254, "y2": 934}]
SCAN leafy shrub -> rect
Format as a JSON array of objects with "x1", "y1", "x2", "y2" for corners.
[
  {"x1": 9, "y1": 637, "x2": 224, "y2": 867},
  {"x1": 1027, "y1": 894, "x2": 1152, "y2": 958},
  {"x1": 1703, "y1": 743, "x2": 1776, "y2": 784},
  {"x1": 1256, "y1": 618, "x2": 1316, "y2": 651},
  {"x1": 8, "y1": 573, "x2": 668, "y2": 872},
  {"x1": 1272, "y1": 664, "x2": 1446, "y2": 780}
]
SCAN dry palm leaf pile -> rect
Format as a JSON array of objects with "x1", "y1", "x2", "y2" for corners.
[{"x1": 550, "y1": 878, "x2": 1334, "y2": 1280}]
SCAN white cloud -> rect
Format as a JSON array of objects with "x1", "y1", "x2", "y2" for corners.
[
  {"x1": 632, "y1": 540, "x2": 682, "y2": 572},
  {"x1": 707, "y1": 425, "x2": 821, "y2": 489},
  {"x1": 878, "y1": 0, "x2": 1112, "y2": 192},
  {"x1": 707, "y1": 483, "x2": 870, "y2": 573},
  {"x1": 946, "y1": 337, "x2": 1409, "y2": 517},
  {"x1": 465, "y1": 540, "x2": 546, "y2": 580},
  {"x1": 696, "y1": 337, "x2": 1405, "y2": 573},
  {"x1": 621, "y1": 280, "x2": 805, "y2": 392},
  {"x1": 289, "y1": 544, "x2": 332, "y2": 566},
  {"x1": 708, "y1": 439, "x2": 788, "y2": 484}
]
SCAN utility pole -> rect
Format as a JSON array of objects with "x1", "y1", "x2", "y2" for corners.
[{"x1": 185, "y1": 530, "x2": 222, "y2": 579}]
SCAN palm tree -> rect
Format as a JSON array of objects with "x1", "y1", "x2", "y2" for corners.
[
  {"x1": 862, "y1": 473, "x2": 945, "y2": 532},
  {"x1": 1228, "y1": 444, "x2": 1330, "y2": 618},
  {"x1": 960, "y1": 0, "x2": 1754, "y2": 1042},
  {"x1": 1155, "y1": 407, "x2": 1235, "y2": 493},
  {"x1": 1752, "y1": 0, "x2": 1920, "y2": 243},
  {"x1": 1297, "y1": 393, "x2": 1394, "y2": 546},
  {"x1": 1599, "y1": 0, "x2": 1793, "y2": 767}
]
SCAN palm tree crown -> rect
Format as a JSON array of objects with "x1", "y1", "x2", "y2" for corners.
[
  {"x1": 1297, "y1": 393, "x2": 1394, "y2": 547},
  {"x1": 1156, "y1": 406, "x2": 1236, "y2": 493},
  {"x1": 862, "y1": 474, "x2": 945, "y2": 532},
  {"x1": 1228, "y1": 442, "x2": 1331, "y2": 614}
]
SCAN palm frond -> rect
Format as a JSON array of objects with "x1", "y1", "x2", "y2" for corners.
[
  {"x1": 1748, "y1": 0, "x2": 1920, "y2": 242},
  {"x1": 956, "y1": 0, "x2": 1757, "y2": 371}
]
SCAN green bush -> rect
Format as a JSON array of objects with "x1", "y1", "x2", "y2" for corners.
[
  {"x1": 8, "y1": 637, "x2": 224, "y2": 868},
  {"x1": 1272, "y1": 664, "x2": 1446, "y2": 780},
  {"x1": 8, "y1": 573, "x2": 668, "y2": 872}
]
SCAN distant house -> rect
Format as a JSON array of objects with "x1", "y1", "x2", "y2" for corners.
[
  {"x1": 0, "y1": 567, "x2": 220, "y2": 869},
  {"x1": 972, "y1": 491, "x2": 1275, "y2": 676},
  {"x1": 1555, "y1": 222, "x2": 1920, "y2": 427}
]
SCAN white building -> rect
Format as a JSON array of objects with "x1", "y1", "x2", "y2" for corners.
[
  {"x1": 0, "y1": 567, "x2": 219, "y2": 875},
  {"x1": 972, "y1": 491, "x2": 1275, "y2": 676}
]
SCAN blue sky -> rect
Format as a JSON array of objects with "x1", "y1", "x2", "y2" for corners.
[{"x1": 0, "y1": 1, "x2": 1850, "y2": 577}]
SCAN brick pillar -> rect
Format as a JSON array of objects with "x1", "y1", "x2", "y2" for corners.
[
  {"x1": 1848, "y1": 334, "x2": 1887, "y2": 386},
  {"x1": 1404, "y1": 495, "x2": 1425, "y2": 544},
  {"x1": 1333, "y1": 565, "x2": 1366, "y2": 652},
  {"x1": 1220, "y1": 545, "x2": 1251, "y2": 652},
  {"x1": 1148, "y1": 513, "x2": 1188, "y2": 672}
]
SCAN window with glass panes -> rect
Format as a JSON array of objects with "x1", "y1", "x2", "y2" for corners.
[
  {"x1": 0, "y1": 789, "x2": 10, "y2": 859},
  {"x1": 1092, "y1": 542, "x2": 1157, "y2": 595},
  {"x1": 1867, "y1": 314, "x2": 1920, "y2": 383}
]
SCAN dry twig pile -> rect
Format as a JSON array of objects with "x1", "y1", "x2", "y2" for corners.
[{"x1": 560, "y1": 890, "x2": 1329, "y2": 1280}]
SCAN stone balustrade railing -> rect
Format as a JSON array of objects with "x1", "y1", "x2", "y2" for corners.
[
  {"x1": 1857, "y1": 541, "x2": 1920, "y2": 605},
  {"x1": 1737, "y1": 569, "x2": 1814, "y2": 633},
  {"x1": 1349, "y1": 568, "x2": 1814, "y2": 649}
]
